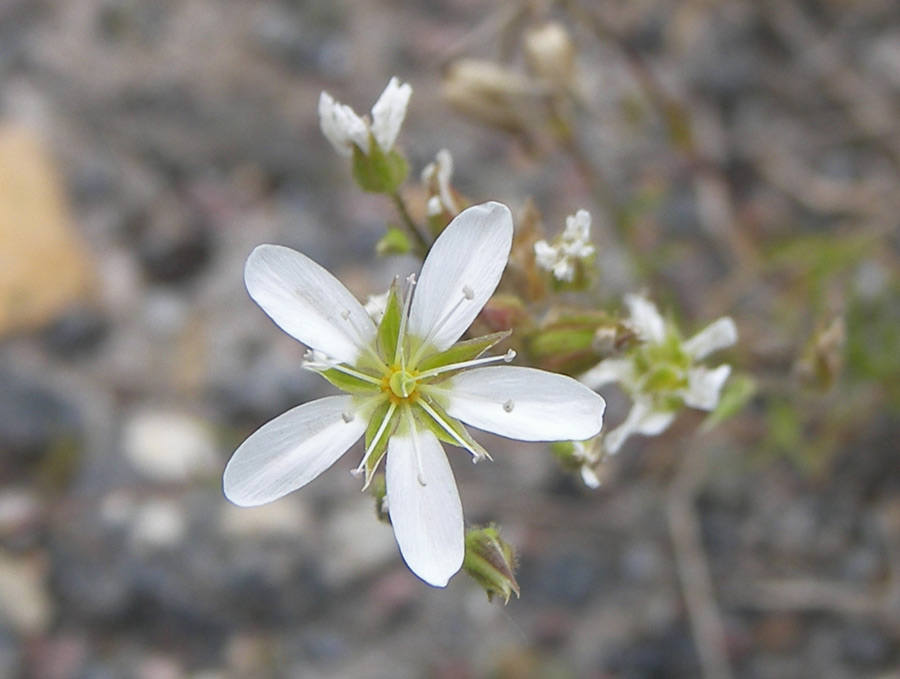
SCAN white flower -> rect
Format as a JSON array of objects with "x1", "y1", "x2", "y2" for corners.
[
  {"x1": 533, "y1": 209, "x2": 595, "y2": 282},
  {"x1": 421, "y1": 149, "x2": 458, "y2": 216},
  {"x1": 318, "y1": 77, "x2": 412, "y2": 157},
  {"x1": 582, "y1": 294, "x2": 736, "y2": 454},
  {"x1": 224, "y1": 202, "x2": 606, "y2": 587}
]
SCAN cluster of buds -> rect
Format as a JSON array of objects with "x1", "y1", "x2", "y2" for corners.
[
  {"x1": 533, "y1": 209, "x2": 596, "y2": 287},
  {"x1": 581, "y1": 295, "x2": 738, "y2": 454}
]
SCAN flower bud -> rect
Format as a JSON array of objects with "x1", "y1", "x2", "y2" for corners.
[
  {"x1": 443, "y1": 59, "x2": 543, "y2": 135},
  {"x1": 463, "y1": 525, "x2": 519, "y2": 603},
  {"x1": 524, "y1": 23, "x2": 577, "y2": 88}
]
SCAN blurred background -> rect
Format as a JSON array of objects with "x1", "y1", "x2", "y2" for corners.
[{"x1": 1, "y1": 1, "x2": 899, "y2": 678}]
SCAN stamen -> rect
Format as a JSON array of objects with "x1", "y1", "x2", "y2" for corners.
[
  {"x1": 416, "y1": 350, "x2": 516, "y2": 380},
  {"x1": 342, "y1": 410, "x2": 355, "y2": 423},
  {"x1": 409, "y1": 285, "x2": 476, "y2": 365},
  {"x1": 393, "y1": 274, "x2": 417, "y2": 368},
  {"x1": 503, "y1": 399, "x2": 515, "y2": 413},
  {"x1": 353, "y1": 401, "x2": 398, "y2": 482},
  {"x1": 404, "y1": 405, "x2": 427, "y2": 486},
  {"x1": 416, "y1": 398, "x2": 490, "y2": 462},
  {"x1": 314, "y1": 361, "x2": 383, "y2": 386}
]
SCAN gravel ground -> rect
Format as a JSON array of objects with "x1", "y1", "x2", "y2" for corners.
[{"x1": 1, "y1": 1, "x2": 899, "y2": 678}]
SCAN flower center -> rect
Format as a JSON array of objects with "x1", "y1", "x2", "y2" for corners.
[{"x1": 388, "y1": 368, "x2": 419, "y2": 400}]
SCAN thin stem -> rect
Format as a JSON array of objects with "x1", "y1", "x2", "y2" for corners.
[{"x1": 390, "y1": 191, "x2": 430, "y2": 257}]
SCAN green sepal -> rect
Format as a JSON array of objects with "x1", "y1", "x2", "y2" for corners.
[
  {"x1": 318, "y1": 367, "x2": 381, "y2": 395},
  {"x1": 363, "y1": 399, "x2": 396, "y2": 483},
  {"x1": 376, "y1": 226, "x2": 411, "y2": 256},
  {"x1": 415, "y1": 331, "x2": 511, "y2": 374},
  {"x1": 376, "y1": 279, "x2": 403, "y2": 364},
  {"x1": 352, "y1": 141, "x2": 409, "y2": 194}
]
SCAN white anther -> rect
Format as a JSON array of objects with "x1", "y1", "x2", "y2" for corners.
[
  {"x1": 504, "y1": 349, "x2": 516, "y2": 362},
  {"x1": 503, "y1": 399, "x2": 515, "y2": 413},
  {"x1": 342, "y1": 411, "x2": 355, "y2": 423},
  {"x1": 340, "y1": 309, "x2": 351, "y2": 320},
  {"x1": 462, "y1": 285, "x2": 475, "y2": 300},
  {"x1": 350, "y1": 467, "x2": 364, "y2": 478}
]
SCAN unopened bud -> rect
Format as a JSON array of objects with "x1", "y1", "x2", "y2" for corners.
[
  {"x1": 524, "y1": 23, "x2": 577, "y2": 88},
  {"x1": 463, "y1": 525, "x2": 520, "y2": 604},
  {"x1": 443, "y1": 59, "x2": 542, "y2": 134}
]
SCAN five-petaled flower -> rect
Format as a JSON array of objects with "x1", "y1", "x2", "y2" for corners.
[
  {"x1": 223, "y1": 202, "x2": 606, "y2": 587},
  {"x1": 581, "y1": 294, "x2": 737, "y2": 454}
]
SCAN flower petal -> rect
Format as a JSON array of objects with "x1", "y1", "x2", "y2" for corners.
[
  {"x1": 683, "y1": 364, "x2": 732, "y2": 410},
  {"x1": 245, "y1": 244, "x2": 377, "y2": 365},
  {"x1": 370, "y1": 77, "x2": 412, "y2": 152},
  {"x1": 386, "y1": 427, "x2": 464, "y2": 587},
  {"x1": 625, "y1": 294, "x2": 666, "y2": 344},
  {"x1": 604, "y1": 399, "x2": 675, "y2": 454},
  {"x1": 437, "y1": 366, "x2": 605, "y2": 442},
  {"x1": 223, "y1": 396, "x2": 366, "y2": 507},
  {"x1": 683, "y1": 317, "x2": 738, "y2": 360},
  {"x1": 580, "y1": 358, "x2": 634, "y2": 390},
  {"x1": 408, "y1": 202, "x2": 513, "y2": 354},
  {"x1": 318, "y1": 92, "x2": 369, "y2": 156}
]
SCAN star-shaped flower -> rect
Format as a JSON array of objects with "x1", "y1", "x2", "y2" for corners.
[
  {"x1": 224, "y1": 202, "x2": 606, "y2": 587},
  {"x1": 581, "y1": 294, "x2": 736, "y2": 454}
]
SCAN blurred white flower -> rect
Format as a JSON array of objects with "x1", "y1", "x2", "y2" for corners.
[
  {"x1": 533, "y1": 209, "x2": 595, "y2": 282},
  {"x1": 224, "y1": 202, "x2": 606, "y2": 587},
  {"x1": 319, "y1": 77, "x2": 412, "y2": 157},
  {"x1": 421, "y1": 148, "x2": 458, "y2": 216},
  {"x1": 582, "y1": 294, "x2": 737, "y2": 454}
]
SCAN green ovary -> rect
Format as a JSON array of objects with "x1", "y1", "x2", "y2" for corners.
[{"x1": 389, "y1": 369, "x2": 418, "y2": 399}]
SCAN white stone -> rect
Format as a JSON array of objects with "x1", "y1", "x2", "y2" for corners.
[{"x1": 123, "y1": 409, "x2": 218, "y2": 482}]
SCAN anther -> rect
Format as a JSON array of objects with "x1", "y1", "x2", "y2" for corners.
[
  {"x1": 503, "y1": 399, "x2": 515, "y2": 413},
  {"x1": 340, "y1": 309, "x2": 351, "y2": 320},
  {"x1": 342, "y1": 411, "x2": 355, "y2": 423},
  {"x1": 462, "y1": 285, "x2": 475, "y2": 300},
  {"x1": 504, "y1": 349, "x2": 516, "y2": 362}
]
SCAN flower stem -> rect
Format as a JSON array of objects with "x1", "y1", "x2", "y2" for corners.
[{"x1": 390, "y1": 191, "x2": 430, "y2": 258}]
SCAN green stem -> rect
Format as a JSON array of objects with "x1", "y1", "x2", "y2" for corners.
[{"x1": 390, "y1": 191, "x2": 430, "y2": 258}]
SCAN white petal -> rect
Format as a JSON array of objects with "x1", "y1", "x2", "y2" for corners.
[
  {"x1": 408, "y1": 202, "x2": 513, "y2": 353},
  {"x1": 370, "y1": 77, "x2": 412, "y2": 152},
  {"x1": 604, "y1": 399, "x2": 675, "y2": 454},
  {"x1": 318, "y1": 92, "x2": 369, "y2": 156},
  {"x1": 625, "y1": 294, "x2": 666, "y2": 344},
  {"x1": 438, "y1": 366, "x2": 605, "y2": 442},
  {"x1": 683, "y1": 365, "x2": 732, "y2": 410},
  {"x1": 386, "y1": 427, "x2": 463, "y2": 587},
  {"x1": 683, "y1": 317, "x2": 738, "y2": 360},
  {"x1": 245, "y1": 244, "x2": 377, "y2": 365},
  {"x1": 580, "y1": 358, "x2": 635, "y2": 390},
  {"x1": 223, "y1": 396, "x2": 366, "y2": 507}
]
